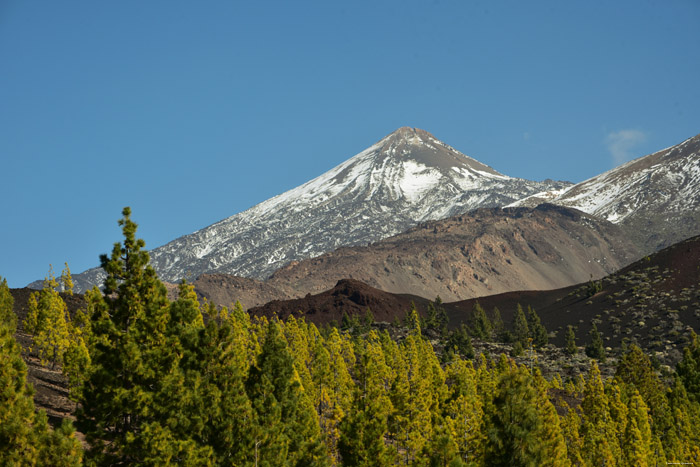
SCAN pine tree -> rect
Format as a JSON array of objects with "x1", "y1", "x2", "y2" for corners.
[
  {"x1": 677, "y1": 331, "x2": 700, "y2": 404},
  {"x1": 194, "y1": 301, "x2": 257, "y2": 464},
  {"x1": 405, "y1": 303, "x2": 422, "y2": 335},
  {"x1": 510, "y1": 340, "x2": 524, "y2": 357},
  {"x1": 580, "y1": 361, "x2": 618, "y2": 465},
  {"x1": 512, "y1": 304, "x2": 529, "y2": 347},
  {"x1": 0, "y1": 277, "x2": 13, "y2": 325},
  {"x1": 446, "y1": 324, "x2": 474, "y2": 359},
  {"x1": 665, "y1": 376, "x2": 700, "y2": 461},
  {"x1": 622, "y1": 391, "x2": 654, "y2": 467},
  {"x1": 77, "y1": 208, "x2": 208, "y2": 464},
  {"x1": 362, "y1": 307, "x2": 375, "y2": 331},
  {"x1": 416, "y1": 415, "x2": 466, "y2": 467},
  {"x1": 60, "y1": 262, "x2": 74, "y2": 295},
  {"x1": 0, "y1": 277, "x2": 82, "y2": 465},
  {"x1": 443, "y1": 356, "x2": 483, "y2": 464},
  {"x1": 559, "y1": 404, "x2": 584, "y2": 466},
  {"x1": 283, "y1": 315, "x2": 315, "y2": 404},
  {"x1": 310, "y1": 327, "x2": 353, "y2": 462},
  {"x1": 338, "y1": 399, "x2": 395, "y2": 467},
  {"x1": 490, "y1": 306, "x2": 504, "y2": 341},
  {"x1": 339, "y1": 332, "x2": 395, "y2": 466},
  {"x1": 564, "y1": 325, "x2": 577, "y2": 355},
  {"x1": 483, "y1": 366, "x2": 569, "y2": 466},
  {"x1": 434, "y1": 296, "x2": 449, "y2": 337},
  {"x1": 604, "y1": 378, "x2": 628, "y2": 464},
  {"x1": 149, "y1": 280, "x2": 217, "y2": 462},
  {"x1": 246, "y1": 320, "x2": 327, "y2": 466},
  {"x1": 63, "y1": 287, "x2": 97, "y2": 400},
  {"x1": 526, "y1": 305, "x2": 548, "y2": 348},
  {"x1": 469, "y1": 302, "x2": 492, "y2": 340},
  {"x1": 426, "y1": 301, "x2": 438, "y2": 331},
  {"x1": 585, "y1": 323, "x2": 606, "y2": 360},
  {"x1": 23, "y1": 267, "x2": 71, "y2": 369},
  {"x1": 0, "y1": 277, "x2": 40, "y2": 464},
  {"x1": 389, "y1": 331, "x2": 442, "y2": 463},
  {"x1": 616, "y1": 343, "x2": 672, "y2": 441}
]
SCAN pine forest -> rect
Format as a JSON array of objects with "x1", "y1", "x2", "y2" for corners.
[{"x1": 3, "y1": 208, "x2": 700, "y2": 466}]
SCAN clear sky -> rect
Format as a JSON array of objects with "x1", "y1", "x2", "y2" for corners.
[{"x1": 1, "y1": 1, "x2": 699, "y2": 288}]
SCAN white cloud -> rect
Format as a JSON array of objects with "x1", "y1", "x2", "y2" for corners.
[{"x1": 605, "y1": 129, "x2": 648, "y2": 166}]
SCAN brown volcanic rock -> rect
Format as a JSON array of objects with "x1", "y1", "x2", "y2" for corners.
[
  {"x1": 192, "y1": 273, "x2": 290, "y2": 309},
  {"x1": 270, "y1": 204, "x2": 637, "y2": 300},
  {"x1": 196, "y1": 204, "x2": 638, "y2": 308},
  {"x1": 249, "y1": 278, "x2": 430, "y2": 325}
]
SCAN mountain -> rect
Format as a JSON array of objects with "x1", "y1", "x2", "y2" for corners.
[
  {"x1": 66, "y1": 127, "x2": 568, "y2": 292},
  {"x1": 193, "y1": 204, "x2": 639, "y2": 308},
  {"x1": 512, "y1": 133, "x2": 700, "y2": 253}
]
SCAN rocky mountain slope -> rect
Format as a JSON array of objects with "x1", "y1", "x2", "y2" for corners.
[
  {"x1": 512, "y1": 133, "x2": 700, "y2": 253},
  {"x1": 65, "y1": 127, "x2": 567, "y2": 292},
  {"x1": 449, "y1": 234, "x2": 700, "y2": 367},
  {"x1": 194, "y1": 204, "x2": 639, "y2": 308}
]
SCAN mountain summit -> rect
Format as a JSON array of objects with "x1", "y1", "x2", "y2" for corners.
[
  {"x1": 367, "y1": 126, "x2": 503, "y2": 177},
  {"x1": 68, "y1": 127, "x2": 568, "y2": 291}
]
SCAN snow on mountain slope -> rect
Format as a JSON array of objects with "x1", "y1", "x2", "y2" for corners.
[
  {"x1": 66, "y1": 127, "x2": 569, "y2": 292},
  {"x1": 511, "y1": 133, "x2": 700, "y2": 253}
]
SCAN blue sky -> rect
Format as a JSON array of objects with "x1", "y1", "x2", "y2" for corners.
[{"x1": 1, "y1": 1, "x2": 699, "y2": 288}]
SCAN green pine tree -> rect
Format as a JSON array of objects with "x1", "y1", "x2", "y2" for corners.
[
  {"x1": 405, "y1": 303, "x2": 422, "y2": 335},
  {"x1": 677, "y1": 332, "x2": 700, "y2": 404},
  {"x1": 338, "y1": 399, "x2": 396, "y2": 467},
  {"x1": 482, "y1": 366, "x2": 569, "y2": 466},
  {"x1": 665, "y1": 375, "x2": 700, "y2": 461},
  {"x1": 443, "y1": 356, "x2": 483, "y2": 464},
  {"x1": 469, "y1": 303, "x2": 492, "y2": 340},
  {"x1": 0, "y1": 277, "x2": 82, "y2": 465},
  {"x1": 526, "y1": 305, "x2": 548, "y2": 348},
  {"x1": 60, "y1": 262, "x2": 74, "y2": 295},
  {"x1": 446, "y1": 324, "x2": 474, "y2": 359},
  {"x1": 246, "y1": 320, "x2": 327, "y2": 466},
  {"x1": 622, "y1": 391, "x2": 655, "y2": 467},
  {"x1": 564, "y1": 325, "x2": 577, "y2": 355},
  {"x1": 512, "y1": 304, "x2": 529, "y2": 347},
  {"x1": 23, "y1": 267, "x2": 71, "y2": 369},
  {"x1": 616, "y1": 343, "x2": 672, "y2": 441},
  {"x1": 490, "y1": 306, "x2": 504, "y2": 341},
  {"x1": 416, "y1": 416, "x2": 466, "y2": 467},
  {"x1": 339, "y1": 332, "x2": 395, "y2": 466},
  {"x1": 580, "y1": 361, "x2": 618, "y2": 465},
  {"x1": 195, "y1": 301, "x2": 257, "y2": 464},
  {"x1": 585, "y1": 323, "x2": 606, "y2": 361},
  {"x1": 78, "y1": 207, "x2": 210, "y2": 464}
]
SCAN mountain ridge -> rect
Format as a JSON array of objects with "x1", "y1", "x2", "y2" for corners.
[{"x1": 511, "y1": 132, "x2": 700, "y2": 253}]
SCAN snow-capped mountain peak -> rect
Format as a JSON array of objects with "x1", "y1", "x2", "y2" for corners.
[
  {"x1": 66, "y1": 127, "x2": 569, "y2": 291},
  {"x1": 511, "y1": 132, "x2": 700, "y2": 253}
]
